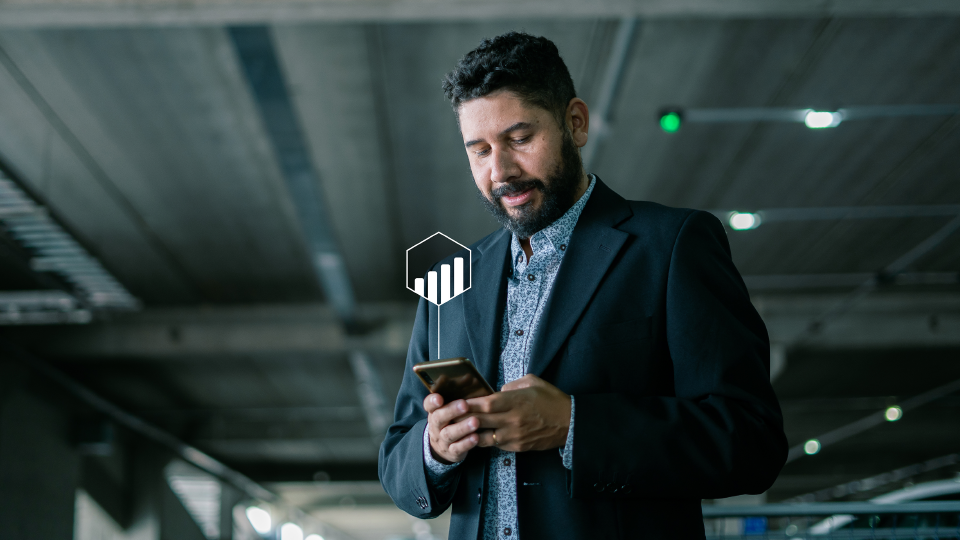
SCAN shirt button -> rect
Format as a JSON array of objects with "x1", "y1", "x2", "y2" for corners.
[
  {"x1": 504, "y1": 527, "x2": 512, "y2": 536},
  {"x1": 514, "y1": 329, "x2": 523, "y2": 336},
  {"x1": 527, "y1": 274, "x2": 535, "y2": 281},
  {"x1": 559, "y1": 244, "x2": 566, "y2": 251},
  {"x1": 503, "y1": 458, "x2": 511, "y2": 466}
]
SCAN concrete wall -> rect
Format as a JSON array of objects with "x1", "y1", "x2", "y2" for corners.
[{"x1": 0, "y1": 358, "x2": 211, "y2": 540}]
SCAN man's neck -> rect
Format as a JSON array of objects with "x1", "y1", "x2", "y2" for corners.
[{"x1": 518, "y1": 172, "x2": 590, "y2": 263}]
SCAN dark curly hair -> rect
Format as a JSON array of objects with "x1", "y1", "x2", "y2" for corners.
[{"x1": 442, "y1": 32, "x2": 577, "y2": 127}]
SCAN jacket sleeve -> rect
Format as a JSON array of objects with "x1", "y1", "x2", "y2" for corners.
[
  {"x1": 569, "y1": 210, "x2": 788, "y2": 499},
  {"x1": 378, "y1": 293, "x2": 461, "y2": 518}
]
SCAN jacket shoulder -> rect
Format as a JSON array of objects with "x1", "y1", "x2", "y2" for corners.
[{"x1": 620, "y1": 200, "x2": 719, "y2": 234}]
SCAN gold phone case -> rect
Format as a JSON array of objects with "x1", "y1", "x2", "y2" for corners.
[{"x1": 413, "y1": 357, "x2": 494, "y2": 400}]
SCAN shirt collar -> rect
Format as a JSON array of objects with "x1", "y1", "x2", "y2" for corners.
[{"x1": 509, "y1": 175, "x2": 597, "y2": 267}]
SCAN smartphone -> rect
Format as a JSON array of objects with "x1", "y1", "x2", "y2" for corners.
[{"x1": 413, "y1": 357, "x2": 494, "y2": 401}]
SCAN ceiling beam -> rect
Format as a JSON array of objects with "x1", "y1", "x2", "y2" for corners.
[
  {"x1": 796, "y1": 214, "x2": 960, "y2": 342},
  {"x1": 195, "y1": 437, "x2": 380, "y2": 463},
  {"x1": 581, "y1": 17, "x2": 637, "y2": 172},
  {"x1": 783, "y1": 376, "x2": 960, "y2": 463},
  {"x1": 6, "y1": 293, "x2": 960, "y2": 359},
  {"x1": 743, "y1": 271, "x2": 960, "y2": 291},
  {"x1": 756, "y1": 292, "x2": 960, "y2": 348},
  {"x1": 711, "y1": 205, "x2": 960, "y2": 224},
  {"x1": 348, "y1": 351, "x2": 392, "y2": 441},
  {"x1": 3, "y1": 0, "x2": 960, "y2": 28},
  {"x1": 228, "y1": 26, "x2": 357, "y2": 324},
  {"x1": 7, "y1": 303, "x2": 415, "y2": 358}
]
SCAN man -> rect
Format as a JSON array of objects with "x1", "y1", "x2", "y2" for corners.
[{"x1": 379, "y1": 32, "x2": 787, "y2": 539}]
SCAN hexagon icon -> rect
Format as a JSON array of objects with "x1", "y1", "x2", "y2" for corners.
[{"x1": 406, "y1": 232, "x2": 471, "y2": 306}]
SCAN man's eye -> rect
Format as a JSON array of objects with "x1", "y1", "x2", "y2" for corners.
[
  {"x1": 475, "y1": 148, "x2": 490, "y2": 157},
  {"x1": 513, "y1": 136, "x2": 530, "y2": 144}
]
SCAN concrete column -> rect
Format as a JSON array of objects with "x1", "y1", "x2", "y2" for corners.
[
  {"x1": 218, "y1": 482, "x2": 243, "y2": 540},
  {"x1": 127, "y1": 443, "x2": 207, "y2": 540},
  {"x1": 0, "y1": 360, "x2": 82, "y2": 539}
]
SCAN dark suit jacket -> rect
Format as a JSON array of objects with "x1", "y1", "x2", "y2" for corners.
[{"x1": 379, "y1": 178, "x2": 787, "y2": 539}]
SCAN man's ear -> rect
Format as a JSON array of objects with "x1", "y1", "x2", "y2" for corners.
[{"x1": 566, "y1": 98, "x2": 590, "y2": 148}]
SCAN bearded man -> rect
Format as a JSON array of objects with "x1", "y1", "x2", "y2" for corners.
[{"x1": 379, "y1": 31, "x2": 787, "y2": 540}]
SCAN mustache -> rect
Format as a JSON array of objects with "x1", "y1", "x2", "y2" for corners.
[{"x1": 492, "y1": 179, "x2": 544, "y2": 199}]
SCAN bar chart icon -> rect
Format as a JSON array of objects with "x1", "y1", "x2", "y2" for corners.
[{"x1": 406, "y1": 232, "x2": 471, "y2": 306}]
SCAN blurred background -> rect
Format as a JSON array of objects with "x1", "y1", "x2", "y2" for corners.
[{"x1": 0, "y1": 1, "x2": 959, "y2": 539}]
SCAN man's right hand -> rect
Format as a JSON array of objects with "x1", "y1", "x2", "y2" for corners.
[{"x1": 424, "y1": 393, "x2": 480, "y2": 464}]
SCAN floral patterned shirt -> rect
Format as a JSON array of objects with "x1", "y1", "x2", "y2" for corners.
[{"x1": 423, "y1": 176, "x2": 597, "y2": 540}]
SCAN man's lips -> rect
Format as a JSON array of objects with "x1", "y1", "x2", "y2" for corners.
[{"x1": 500, "y1": 187, "x2": 535, "y2": 207}]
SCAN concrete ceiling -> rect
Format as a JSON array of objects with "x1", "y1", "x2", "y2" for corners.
[
  {"x1": 0, "y1": 12, "x2": 958, "y2": 521},
  {"x1": 5, "y1": 0, "x2": 960, "y2": 27},
  {"x1": 2, "y1": 18, "x2": 959, "y2": 305}
]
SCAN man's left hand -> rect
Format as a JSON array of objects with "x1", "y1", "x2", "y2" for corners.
[{"x1": 466, "y1": 374, "x2": 571, "y2": 453}]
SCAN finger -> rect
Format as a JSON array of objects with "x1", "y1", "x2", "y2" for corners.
[
  {"x1": 447, "y1": 432, "x2": 480, "y2": 457},
  {"x1": 471, "y1": 411, "x2": 512, "y2": 430},
  {"x1": 478, "y1": 428, "x2": 524, "y2": 452},
  {"x1": 430, "y1": 399, "x2": 469, "y2": 427},
  {"x1": 475, "y1": 428, "x2": 503, "y2": 448},
  {"x1": 423, "y1": 393, "x2": 444, "y2": 414},
  {"x1": 440, "y1": 416, "x2": 480, "y2": 444},
  {"x1": 501, "y1": 374, "x2": 541, "y2": 391},
  {"x1": 500, "y1": 380, "x2": 529, "y2": 391},
  {"x1": 464, "y1": 393, "x2": 511, "y2": 414}
]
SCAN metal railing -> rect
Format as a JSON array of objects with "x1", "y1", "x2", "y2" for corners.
[{"x1": 702, "y1": 501, "x2": 960, "y2": 539}]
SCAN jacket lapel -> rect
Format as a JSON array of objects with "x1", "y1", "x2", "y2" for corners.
[
  {"x1": 462, "y1": 228, "x2": 511, "y2": 389},
  {"x1": 527, "y1": 179, "x2": 633, "y2": 378}
]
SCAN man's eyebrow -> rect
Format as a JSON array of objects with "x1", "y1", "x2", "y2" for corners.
[
  {"x1": 464, "y1": 122, "x2": 533, "y2": 148},
  {"x1": 499, "y1": 121, "x2": 532, "y2": 136}
]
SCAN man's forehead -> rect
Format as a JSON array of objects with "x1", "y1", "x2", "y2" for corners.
[{"x1": 458, "y1": 91, "x2": 547, "y2": 139}]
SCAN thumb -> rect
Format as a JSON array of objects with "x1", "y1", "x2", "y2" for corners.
[{"x1": 423, "y1": 393, "x2": 444, "y2": 413}]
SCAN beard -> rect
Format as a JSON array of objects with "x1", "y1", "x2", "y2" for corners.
[{"x1": 476, "y1": 130, "x2": 584, "y2": 239}]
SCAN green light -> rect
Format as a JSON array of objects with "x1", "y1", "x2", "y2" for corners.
[{"x1": 660, "y1": 112, "x2": 682, "y2": 133}]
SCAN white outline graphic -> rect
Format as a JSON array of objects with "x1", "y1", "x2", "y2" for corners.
[
  {"x1": 406, "y1": 232, "x2": 472, "y2": 358},
  {"x1": 405, "y1": 232, "x2": 472, "y2": 306}
]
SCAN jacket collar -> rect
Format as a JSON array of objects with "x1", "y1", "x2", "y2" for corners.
[{"x1": 462, "y1": 177, "x2": 633, "y2": 385}]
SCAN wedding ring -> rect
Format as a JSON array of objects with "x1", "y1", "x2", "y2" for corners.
[{"x1": 492, "y1": 432, "x2": 498, "y2": 446}]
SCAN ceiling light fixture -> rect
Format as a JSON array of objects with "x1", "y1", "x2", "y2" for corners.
[
  {"x1": 804, "y1": 110, "x2": 843, "y2": 129},
  {"x1": 885, "y1": 405, "x2": 903, "y2": 422},
  {"x1": 729, "y1": 212, "x2": 761, "y2": 230},
  {"x1": 661, "y1": 104, "x2": 958, "y2": 130},
  {"x1": 245, "y1": 507, "x2": 271, "y2": 534},
  {"x1": 280, "y1": 522, "x2": 303, "y2": 540},
  {"x1": 804, "y1": 439, "x2": 821, "y2": 455}
]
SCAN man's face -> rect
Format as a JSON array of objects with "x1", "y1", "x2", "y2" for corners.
[{"x1": 459, "y1": 90, "x2": 585, "y2": 239}]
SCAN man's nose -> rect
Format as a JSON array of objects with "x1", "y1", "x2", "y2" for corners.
[{"x1": 489, "y1": 147, "x2": 521, "y2": 184}]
